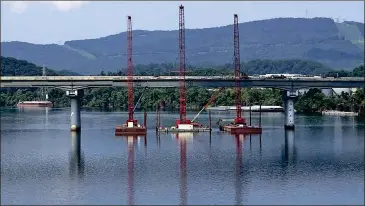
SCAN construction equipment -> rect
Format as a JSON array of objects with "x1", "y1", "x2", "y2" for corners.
[
  {"x1": 177, "y1": 4, "x2": 188, "y2": 126},
  {"x1": 220, "y1": 14, "x2": 262, "y2": 135},
  {"x1": 133, "y1": 87, "x2": 147, "y2": 112},
  {"x1": 126, "y1": 16, "x2": 135, "y2": 124},
  {"x1": 115, "y1": 16, "x2": 147, "y2": 136},
  {"x1": 191, "y1": 88, "x2": 225, "y2": 122},
  {"x1": 233, "y1": 14, "x2": 245, "y2": 125},
  {"x1": 156, "y1": 5, "x2": 210, "y2": 133}
]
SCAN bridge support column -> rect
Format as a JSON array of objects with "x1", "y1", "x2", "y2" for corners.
[
  {"x1": 283, "y1": 90, "x2": 297, "y2": 130},
  {"x1": 66, "y1": 90, "x2": 84, "y2": 131}
]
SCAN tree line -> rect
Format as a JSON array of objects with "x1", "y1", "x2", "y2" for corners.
[{"x1": 1, "y1": 56, "x2": 364, "y2": 116}]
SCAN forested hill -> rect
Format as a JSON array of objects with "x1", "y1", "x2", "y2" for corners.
[
  {"x1": 0, "y1": 56, "x2": 79, "y2": 76},
  {"x1": 2, "y1": 17, "x2": 364, "y2": 74},
  {"x1": 2, "y1": 56, "x2": 364, "y2": 78},
  {"x1": 1, "y1": 18, "x2": 364, "y2": 74}
]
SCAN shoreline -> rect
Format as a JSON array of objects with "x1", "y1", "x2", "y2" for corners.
[{"x1": 1, "y1": 106, "x2": 361, "y2": 117}]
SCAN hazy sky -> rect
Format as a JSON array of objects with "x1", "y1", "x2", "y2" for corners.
[{"x1": 1, "y1": 1, "x2": 364, "y2": 44}]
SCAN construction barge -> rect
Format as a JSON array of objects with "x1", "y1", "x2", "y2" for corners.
[
  {"x1": 158, "y1": 121, "x2": 211, "y2": 133},
  {"x1": 115, "y1": 124, "x2": 147, "y2": 136},
  {"x1": 217, "y1": 104, "x2": 263, "y2": 135},
  {"x1": 158, "y1": 127, "x2": 211, "y2": 133},
  {"x1": 219, "y1": 123, "x2": 262, "y2": 134},
  {"x1": 115, "y1": 112, "x2": 147, "y2": 136}
]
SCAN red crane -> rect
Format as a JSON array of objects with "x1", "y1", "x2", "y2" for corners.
[
  {"x1": 233, "y1": 14, "x2": 246, "y2": 125},
  {"x1": 126, "y1": 16, "x2": 135, "y2": 124},
  {"x1": 115, "y1": 16, "x2": 147, "y2": 136},
  {"x1": 177, "y1": 5, "x2": 189, "y2": 125}
]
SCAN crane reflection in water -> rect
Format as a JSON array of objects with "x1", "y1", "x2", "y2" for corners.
[
  {"x1": 234, "y1": 133, "x2": 262, "y2": 205},
  {"x1": 234, "y1": 134, "x2": 244, "y2": 205},
  {"x1": 175, "y1": 132, "x2": 192, "y2": 206},
  {"x1": 121, "y1": 135, "x2": 147, "y2": 205},
  {"x1": 68, "y1": 130, "x2": 269, "y2": 205},
  {"x1": 175, "y1": 132, "x2": 251, "y2": 205}
]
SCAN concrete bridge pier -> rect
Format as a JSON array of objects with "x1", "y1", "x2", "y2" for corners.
[
  {"x1": 283, "y1": 90, "x2": 298, "y2": 130},
  {"x1": 66, "y1": 89, "x2": 84, "y2": 131}
]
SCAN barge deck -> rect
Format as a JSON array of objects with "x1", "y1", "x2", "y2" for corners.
[
  {"x1": 158, "y1": 127, "x2": 211, "y2": 133},
  {"x1": 115, "y1": 125, "x2": 147, "y2": 136},
  {"x1": 221, "y1": 125, "x2": 262, "y2": 135}
]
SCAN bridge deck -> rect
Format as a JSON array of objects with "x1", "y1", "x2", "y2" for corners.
[{"x1": 0, "y1": 76, "x2": 363, "y2": 90}]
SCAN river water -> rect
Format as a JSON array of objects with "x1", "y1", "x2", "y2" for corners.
[{"x1": 1, "y1": 108, "x2": 364, "y2": 205}]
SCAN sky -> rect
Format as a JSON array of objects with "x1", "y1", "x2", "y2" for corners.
[{"x1": 1, "y1": 1, "x2": 364, "y2": 44}]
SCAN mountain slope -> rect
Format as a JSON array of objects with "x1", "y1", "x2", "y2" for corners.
[{"x1": 1, "y1": 17, "x2": 364, "y2": 74}]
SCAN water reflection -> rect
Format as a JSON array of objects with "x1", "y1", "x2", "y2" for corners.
[
  {"x1": 45, "y1": 107, "x2": 49, "y2": 128},
  {"x1": 127, "y1": 137, "x2": 135, "y2": 205},
  {"x1": 156, "y1": 132, "x2": 161, "y2": 149},
  {"x1": 117, "y1": 135, "x2": 147, "y2": 205},
  {"x1": 1, "y1": 110, "x2": 364, "y2": 205},
  {"x1": 281, "y1": 130, "x2": 296, "y2": 166},
  {"x1": 209, "y1": 132, "x2": 212, "y2": 148},
  {"x1": 177, "y1": 133, "x2": 189, "y2": 206},
  {"x1": 234, "y1": 134, "x2": 244, "y2": 205},
  {"x1": 248, "y1": 134, "x2": 262, "y2": 157},
  {"x1": 69, "y1": 131, "x2": 84, "y2": 179}
]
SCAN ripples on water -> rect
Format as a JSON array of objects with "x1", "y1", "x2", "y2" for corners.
[{"x1": 1, "y1": 108, "x2": 364, "y2": 205}]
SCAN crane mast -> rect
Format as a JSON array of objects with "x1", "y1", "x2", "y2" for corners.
[
  {"x1": 234, "y1": 14, "x2": 245, "y2": 125},
  {"x1": 115, "y1": 16, "x2": 147, "y2": 136},
  {"x1": 127, "y1": 16, "x2": 135, "y2": 122},
  {"x1": 178, "y1": 5, "x2": 187, "y2": 124}
]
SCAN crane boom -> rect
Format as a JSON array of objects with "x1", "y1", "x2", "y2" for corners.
[
  {"x1": 133, "y1": 87, "x2": 147, "y2": 112},
  {"x1": 178, "y1": 5, "x2": 187, "y2": 124},
  {"x1": 191, "y1": 88, "x2": 225, "y2": 122},
  {"x1": 233, "y1": 14, "x2": 245, "y2": 125},
  {"x1": 127, "y1": 16, "x2": 134, "y2": 122}
]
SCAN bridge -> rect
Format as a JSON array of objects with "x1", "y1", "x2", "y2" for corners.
[
  {"x1": 1, "y1": 76, "x2": 363, "y2": 131},
  {"x1": 1, "y1": 76, "x2": 363, "y2": 90}
]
